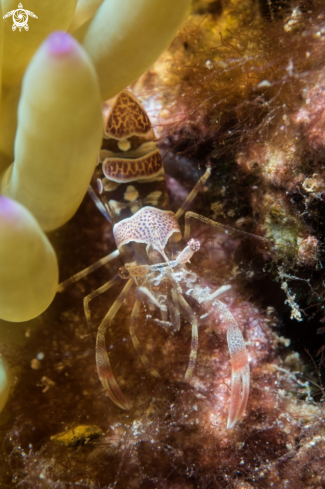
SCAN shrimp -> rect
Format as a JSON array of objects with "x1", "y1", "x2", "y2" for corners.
[{"x1": 58, "y1": 90, "x2": 249, "y2": 428}]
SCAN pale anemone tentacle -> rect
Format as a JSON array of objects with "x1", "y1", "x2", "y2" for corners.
[
  {"x1": 0, "y1": 0, "x2": 190, "y2": 164},
  {"x1": 0, "y1": 0, "x2": 78, "y2": 164},
  {"x1": 74, "y1": 0, "x2": 191, "y2": 100},
  {"x1": 0, "y1": 196, "x2": 58, "y2": 322},
  {"x1": 0, "y1": 195, "x2": 58, "y2": 414},
  {"x1": 0, "y1": 84, "x2": 21, "y2": 168},
  {"x1": 0, "y1": 1, "x2": 3, "y2": 95},
  {"x1": 0, "y1": 31, "x2": 103, "y2": 231},
  {"x1": 1, "y1": 0, "x2": 78, "y2": 87},
  {"x1": 68, "y1": 0, "x2": 104, "y2": 33},
  {"x1": 0, "y1": 0, "x2": 192, "y2": 310}
]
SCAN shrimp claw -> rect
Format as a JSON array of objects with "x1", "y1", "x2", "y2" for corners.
[{"x1": 215, "y1": 300, "x2": 250, "y2": 428}]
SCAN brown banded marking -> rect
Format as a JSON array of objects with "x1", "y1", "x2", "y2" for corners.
[
  {"x1": 96, "y1": 90, "x2": 168, "y2": 224},
  {"x1": 102, "y1": 150, "x2": 163, "y2": 183},
  {"x1": 104, "y1": 90, "x2": 152, "y2": 139}
]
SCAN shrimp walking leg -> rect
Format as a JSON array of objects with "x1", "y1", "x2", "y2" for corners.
[
  {"x1": 87, "y1": 185, "x2": 112, "y2": 222},
  {"x1": 83, "y1": 275, "x2": 121, "y2": 332},
  {"x1": 184, "y1": 210, "x2": 271, "y2": 244},
  {"x1": 96, "y1": 278, "x2": 133, "y2": 410},
  {"x1": 175, "y1": 167, "x2": 211, "y2": 220},
  {"x1": 175, "y1": 291, "x2": 199, "y2": 380},
  {"x1": 57, "y1": 249, "x2": 120, "y2": 292},
  {"x1": 129, "y1": 299, "x2": 160, "y2": 379}
]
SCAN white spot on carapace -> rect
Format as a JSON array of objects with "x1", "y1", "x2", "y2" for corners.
[
  {"x1": 103, "y1": 180, "x2": 119, "y2": 192},
  {"x1": 131, "y1": 204, "x2": 140, "y2": 214},
  {"x1": 124, "y1": 185, "x2": 139, "y2": 202},
  {"x1": 109, "y1": 200, "x2": 126, "y2": 215},
  {"x1": 118, "y1": 139, "x2": 131, "y2": 152},
  {"x1": 145, "y1": 191, "x2": 162, "y2": 206}
]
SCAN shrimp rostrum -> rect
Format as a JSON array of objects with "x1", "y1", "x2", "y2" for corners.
[{"x1": 59, "y1": 91, "x2": 249, "y2": 429}]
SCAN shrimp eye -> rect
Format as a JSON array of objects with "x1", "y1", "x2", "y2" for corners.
[
  {"x1": 118, "y1": 266, "x2": 130, "y2": 279},
  {"x1": 188, "y1": 238, "x2": 200, "y2": 252}
]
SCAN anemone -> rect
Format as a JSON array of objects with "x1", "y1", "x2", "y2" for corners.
[{"x1": 0, "y1": 0, "x2": 191, "y2": 316}]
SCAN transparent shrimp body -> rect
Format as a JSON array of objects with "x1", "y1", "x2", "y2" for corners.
[
  {"x1": 112, "y1": 205, "x2": 249, "y2": 428},
  {"x1": 59, "y1": 90, "x2": 250, "y2": 428}
]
